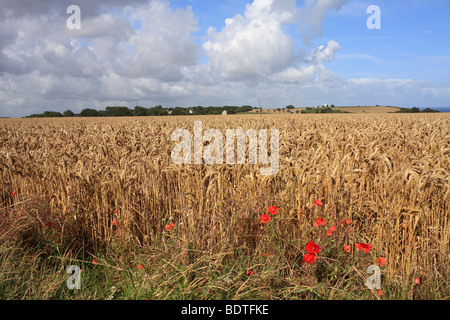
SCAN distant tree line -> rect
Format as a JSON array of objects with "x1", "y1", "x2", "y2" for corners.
[
  {"x1": 24, "y1": 105, "x2": 255, "y2": 118},
  {"x1": 395, "y1": 107, "x2": 440, "y2": 113}
]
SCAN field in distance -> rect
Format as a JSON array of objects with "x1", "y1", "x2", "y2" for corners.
[{"x1": 251, "y1": 106, "x2": 401, "y2": 113}]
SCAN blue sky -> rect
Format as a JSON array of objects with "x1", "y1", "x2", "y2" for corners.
[{"x1": 0, "y1": 0, "x2": 449, "y2": 117}]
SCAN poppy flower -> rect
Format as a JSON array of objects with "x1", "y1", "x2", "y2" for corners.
[
  {"x1": 137, "y1": 265, "x2": 143, "y2": 269},
  {"x1": 315, "y1": 217, "x2": 325, "y2": 226},
  {"x1": 378, "y1": 289, "x2": 383, "y2": 296},
  {"x1": 247, "y1": 270, "x2": 255, "y2": 276},
  {"x1": 114, "y1": 209, "x2": 118, "y2": 213},
  {"x1": 376, "y1": 257, "x2": 387, "y2": 267},
  {"x1": 45, "y1": 222, "x2": 53, "y2": 227},
  {"x1": 303, "y1": 253, "x2": 317, "y2": 264},
  {"x1": 326, "y1": 229, "x2": 332, "y2": 236},
  {"x1": 344, "y1": 245, "x2": 351, "y2": 253},
  {"x1": 262, "y1": 253, "x2": 271, "y2": 256},
  {"x1": 330, "y1": 225, "x2": 337, "y2": 232},
  {"x1": 414, "y1": 277, "x2": 420, "y2": 284},
  {"x1": 305, "y1": 241, "x2": 321, "y2": 254},
  {"x1": 12, "y1": 191, "x2": 17, "y2": 196},
  {"x1": 112, "y1": 220, "x2": 117, "y2": 226},
  {"x1": 355, "y1": 243, "x2": 371, "y2": 253},
  {"x1": 344, "y1": 218, "x2": 351, "y2": 224},
  {"x1": 337, "y1": 220, "x2": 343, "y2": 226},
  {"x1": 93, "y1": 259, "x2": 97, "y2": 264},
  {"x1": 165, "y1": 222, "x2": 175, "y2": 231},
  {"x1": 312, "y1": 199, "x2": 323, "y2": 207},
  {"x1": 313, "y1": 221, "x2": 319, "y2": 227},
  {"x1": 260, "y1": 214, "x2": 270, "y2": 224},
  {"x1": 267, "y1": 206, "x2": 278, "y2": 215}
]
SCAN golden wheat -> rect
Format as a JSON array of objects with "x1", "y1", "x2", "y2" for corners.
[{"x1": 0, "y1": 113, "x2": 448, "y2": 287}]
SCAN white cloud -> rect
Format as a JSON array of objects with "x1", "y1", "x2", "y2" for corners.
[
  {"x1": 298, "y1": 0, "x2": 348, "y2": 42},
  {"x1": 203, "y1": 0, "x2": 297, "y2": 80}
]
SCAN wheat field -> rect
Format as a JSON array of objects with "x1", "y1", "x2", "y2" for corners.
[{"x1": 0, "y1": 113, "x2": 448, "y2": 299}]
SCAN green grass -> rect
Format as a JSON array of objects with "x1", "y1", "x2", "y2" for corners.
[{"x1": 1, "y1": 211, "x2": 446, "y2": 300}]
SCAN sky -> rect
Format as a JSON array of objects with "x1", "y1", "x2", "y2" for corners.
[{"x1": 0, "y1": 0, "x2": 449, "y2": 117}]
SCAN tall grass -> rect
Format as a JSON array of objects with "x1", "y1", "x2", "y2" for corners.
[{"x1": 0, "y1": 114, "x2": 448, "y2": 299}]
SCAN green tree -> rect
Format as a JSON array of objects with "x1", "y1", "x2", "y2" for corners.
[
  {"x1": 63, "y1": 110, "x2": 75, "y2": 117},
  {"x1": 104, "y1": 106, "x2": 132, "y2": 117},
  {"x1": 133, "y1": 106, "x2": 149, "y2": 116},
  {"x1": 80, "y1": 108, "x2": 99, "y2": 117},
  {"x1": 42, "y1": 111, "x2": 63, "y2": 117}
]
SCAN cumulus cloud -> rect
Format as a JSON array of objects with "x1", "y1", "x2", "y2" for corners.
[
  {"x1": 298, "y1": 0, "x2": 348, "y2": 43},
  {"x1": 203, "y1": 0, "x2": 298, "y2": 80},
  {"x1": 112, "y1": 1, "x2": 199, "y2": 80}
]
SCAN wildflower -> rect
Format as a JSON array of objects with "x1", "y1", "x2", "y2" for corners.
[
  {"x1": 165, "y1": 222, "x2": 175, "y2": 231},
  {"x1": 247, "y1": 270, "x2": 255, "y2": 276},
  {"x1": 344, "y1": 218, "x2": 351, "y2": 224},
  {"x1": 12, "y1": 191, "x2": 17, "y2": 196},
  {"x1": 303, "y1": 253, "x2": 317, "y2": 264},
  {"x1": 93, "y1": 259, "x2": 97, "y2": 264},
  {"x1": 414, "y1": 277, "x2": 420, "y2": 284},
  {"x1": 330, "y1": 225, "x2": 337, "y2": 232},
  {"x1": 378, "y1": 289, "x2": 383, "y2": 296},
  {"x1": 312, "y1": 199, "x2": 323, "y2": 207},
  {"x1": 326, "y1": 229, "x2": 332, "y2": 236},
  {"x1": 114, "y1": 209, "x2": 118, "y2": 213},
  {"x1": 376, "y1": 257, "x2": 387, "y2": 267},
  {"x1": 262, "y1": 252, "x2": 271, "y2": 256},
  {"x1": 45, "y1": 222, "x2": 53, "y2": 227},
  {"x1": 112, "y1": 220, "x2": 117, "y2": 226},
  {"x1": 355, "y1": 243, "x2": 371, "y2": 253},
  {"x1": 305, "y1": 241, "x2": 321, "y2": 254},
  {"x1": 337, "y1": 220, "x2": 343, "y2": 226},
  {"x1": 267, "y1": 206, "x2": 278, "y2": 215},
  {"x1": 315, "y1": 217, "x2": 325, "y2": 226},
  {"x1": 260, "y1": 214, "x2": 270, "y2": 224},
  {"x1": 313, "y1": 221, "x2": 319, "y2": 227},
  {"x1": 137, "y1": 265, "x2": 143, "y2": 269},
  {"x1": 344, "y1": 245, "x2": 351, "y2": 253}
]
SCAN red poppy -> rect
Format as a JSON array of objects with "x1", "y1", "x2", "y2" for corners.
[
  {"x1": 313, "y1": 221, "x2": 319, "y2": 227},
  {"x1": 414, "y1": 277, "x2": 420, "y2": 284},
  {"x1": 337, "y1": 220, "x2": 343, "y2": 226},
  {"x1": 305, "y1": 241, "x2": 321, "y2": 254},
  {"x1": 344, "y1": 245, "x2": 351, "y2": 253},
  {"x1": 355, "y1": 243, "x2": 371, "y2": 253},
  {"x1": 260, "y1": 214, "x2": 270, "y2": 224},
  {"x1": 112, "y1": 220, "x2": 117, "y2": 226},
  {"x1": 137, "y1": 264, "x2": 143, "y2": 269},
  {"x1": 378, "y1": 289, "x2": 383, "y2": 296},
  {"x1": 344, "y1": 218, "x2": 351, "y2": 224},
  {"x1": 315, "y1": 217, "x2": 325, "y2": 226},
  {"x1": 326, "y1": 229, "x2": 332, "y2": 236},
  {"x1": 12, "y1": 191, "x2": 17, "y2": 196},
  {"x1": 267, "y1": 206, "x2": 278, "y2": 215},
  {"x1": 247, "y1": 270, "x2": 255, "y2": 276},
  {"x1": 45, "y1": 222, "x2": 53, "y2": 227},
  {"x1": 312, "y1": 199, "x2": 323, "y2": 207},
  {"x1": 303, "y1": 253, "x2": 317, "y2": 264},
  {"x1": 93, "y1": 259, "x2": 97, "y2": 264},
  {"x1": 262, "y1": 253, "x2": 271, "y2": 256},
  {"x1": 165, "y1": 222, "x2": 175, "y2": 231},
  {"x1": 330, "y1": 225, "x2": 337, "y2": 232},
  {"x1": 114, "y1": 209, "x2": 118, "y2": 213},
  {"x1": 376, "y1": 257, "x2": 387, "y2": 267}
]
